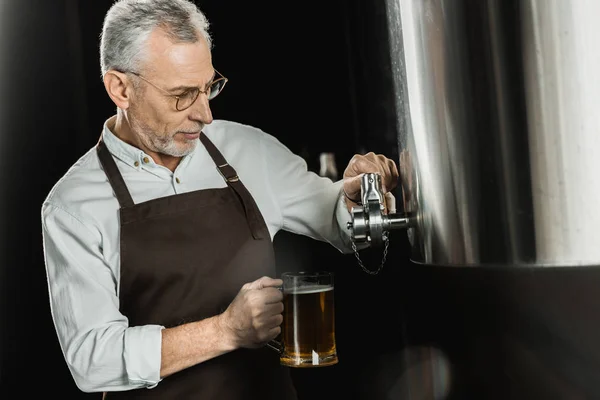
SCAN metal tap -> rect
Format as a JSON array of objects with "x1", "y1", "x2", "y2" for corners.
[{"x1": 346, "y1": 173, "x2": 415, "y2": 247}]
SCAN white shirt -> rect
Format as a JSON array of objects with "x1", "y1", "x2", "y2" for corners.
[{"x1": 41, "y1": 117, "x2": 356, "y2": 393}]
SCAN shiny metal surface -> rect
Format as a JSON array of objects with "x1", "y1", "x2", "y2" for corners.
[
  {"x1": 348, "y1": 173, "x2": 415, "y2": 246},
  {"x1": 386, "y1": 0, "x2": 600, "y2": 266},
  {"x1": 360, "y1": 173, "x2": 385, "y2": 206}
]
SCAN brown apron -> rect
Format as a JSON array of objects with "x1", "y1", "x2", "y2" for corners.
[{"x1": 96, "y1": 133, "x2": 297, "y2": 399}]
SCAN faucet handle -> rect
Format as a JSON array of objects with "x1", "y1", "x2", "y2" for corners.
[{"x1": 360, "y1": 173, "x2": 385, "y2": 208}]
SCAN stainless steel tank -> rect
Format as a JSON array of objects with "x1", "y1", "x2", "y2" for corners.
[
  {"x1": 387, "y1": 0, "x2": 600, "y2": 267},
  {"x1": 369, "y1": 1, "x2": 600, "y2": 398}
]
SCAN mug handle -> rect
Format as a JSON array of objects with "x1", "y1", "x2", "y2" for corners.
[
  {"x1": 266, "y1": 284, "x2": 285, "y2": 354},
  {"x1": 266, "y1": 338, "x2": 284, "y2": 354}
]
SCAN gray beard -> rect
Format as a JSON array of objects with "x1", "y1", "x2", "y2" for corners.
[
  {"x1": 140, "y1": 132, "x2": 198, "y2": 157},
  {"x1": 132, "y1": 120, "x2": 199, "y2": 157}
]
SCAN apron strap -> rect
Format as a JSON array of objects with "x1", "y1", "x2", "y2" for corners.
[
  {"x1": 96, "y1": 139, "x2": 135, "y2": 208},
  {"x1": 200, "y1": 132, "x2": 266, "y2": 240}
]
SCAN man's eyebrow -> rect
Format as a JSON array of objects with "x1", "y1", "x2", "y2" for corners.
[
  {"x1": 167, "y1": 72, "x2": 216, "y2": 93},
  {"x1": 166, "y1": 84, "x2": 198, "y2": 93}
]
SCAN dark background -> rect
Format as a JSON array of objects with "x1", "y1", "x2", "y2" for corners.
[
  {"x1": 7, "y1": 2, "x2": 600, "y2": 399},
  {"x1": 0, "y1": 0, "x2": 414, "y2": 398}
]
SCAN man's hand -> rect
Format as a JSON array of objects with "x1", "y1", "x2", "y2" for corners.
[
  {"x1": 342, "y1": 152, "x2": 399, "y2": 212},
  {"x1": 218, "y1": 276, "x2": 284, "y2": 349}
]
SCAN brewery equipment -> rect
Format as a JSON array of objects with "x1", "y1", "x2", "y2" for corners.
[
  {"x1": 346, "y1": 172, "x2": 416, "y2": 274},
  {"x1": 347, "y1": 172, "x2": 415, "y2": 248},
  {"x1": 350, "y1": 0, "x2": 600, "y2": 268},
  {"x1": 381, "y1": 0, "x2": 600, "y2": 268},
  {"x1": 346, "y1": 0, "x2": 600, "y2": 398}
]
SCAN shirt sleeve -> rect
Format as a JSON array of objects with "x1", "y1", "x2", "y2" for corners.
[
  {"x1": 41, "y1": 202, "x2": 164, "y2": 393},
  {"x1": 259, "y1": 132, "x2": 356, "y2": 254}
]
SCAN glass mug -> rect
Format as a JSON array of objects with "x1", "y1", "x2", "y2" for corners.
[{"x1": 267, "y1": 271, "x2": 339, "y2": 367}]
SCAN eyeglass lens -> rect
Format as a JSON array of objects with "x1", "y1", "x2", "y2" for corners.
[
  {"x1": 177, "y1": 79, "x2": 226, "y2": 110},
  {"x1": 208, "y1": 79, "x2": 226, "y2": 100}
]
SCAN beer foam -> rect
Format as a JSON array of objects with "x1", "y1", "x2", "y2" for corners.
[{"x1": 284, "y1": 285, "x2": 333, "y2": 295}]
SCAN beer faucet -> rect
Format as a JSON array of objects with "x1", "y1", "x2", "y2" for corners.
[{"x1": 346, "y1": 173, "x2": 416, "y2": 274}]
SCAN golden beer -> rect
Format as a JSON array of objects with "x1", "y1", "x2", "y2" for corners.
[{"x1": 280, "y1": 284, "x2": 338, "y2": 367}]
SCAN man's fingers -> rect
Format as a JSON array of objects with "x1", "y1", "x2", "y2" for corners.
[
  {"x1": 247, "y1": 276, "x2": 283, "y2": 290},
  {"x1": 386, "y1": 158, "x2": 400, "y2": 191},
  {"x1": 384, "y1": 192, "x2": 396, "y2": 214},
  {"x1": 262, "y1": 287, "x2": 284, "y2": 304},
  {"x1": 345, "y1": 155, "x2": 399, "y2": 193},
  {"x1": 378, "y1": 158, "x2": 393, "y2": 193},
  {"x1": 373, "y1": 154, "x2": 399, "y2": 193},
  {"x1": 262, "y1": 310, "x2": 284, "y2": 328},
  {"x1": 343, "y1": 174, "x2": 364, "y2": 200},
  {"x1": 266, "y1": 326, "x2": 282, "y2": 340},
  {"x1": 346, "y1": 155, "x2": 380, "y2": 178},
  {"x1": 263, "y1": 302, "x2": 284, "y2": 315}
]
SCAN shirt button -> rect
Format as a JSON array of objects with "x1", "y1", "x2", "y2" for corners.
[
  {"x1": 176, "y1": 177, "x2": 181, "y2": 184},
  {"x1": 134, "y1": 161, "x2": 140, "y2": 167},
  {"x1": 143, "y1": 156, "x2": 150, "y2": 164}
]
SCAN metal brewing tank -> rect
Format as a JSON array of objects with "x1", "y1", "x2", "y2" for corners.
[
  {"x1": 372, "y1": 1, "x2": 600, "y2": 398},
  {"x1": 387, "y1": 0, "x2": 600, "y2": 267}
]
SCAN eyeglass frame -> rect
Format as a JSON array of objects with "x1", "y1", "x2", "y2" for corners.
[{"x1": 126, "y1": 68, "x2": 228, "y2": 111}]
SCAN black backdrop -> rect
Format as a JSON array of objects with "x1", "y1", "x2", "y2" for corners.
[
  {"x1": 0, "y1": 1, "x2": 412, "y2": 398},
  {"x1": 7, "y1": 2, "x2": 600, "y2": 400}
]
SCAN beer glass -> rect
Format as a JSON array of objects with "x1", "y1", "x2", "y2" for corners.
[{"x1": 268, "y1": 271, "x2": 338, "y2": 367}]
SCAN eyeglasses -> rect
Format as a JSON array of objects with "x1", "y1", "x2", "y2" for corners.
[{"x1": 128, "y1": 69, "x2": 228, "y2": 111}]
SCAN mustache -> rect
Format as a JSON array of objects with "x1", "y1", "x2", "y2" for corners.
[{"x1": 176, "y1": 125, "x2": 203, "y2": 134}]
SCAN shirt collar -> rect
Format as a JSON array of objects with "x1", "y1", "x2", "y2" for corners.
[{"x1": 101, "y1": 115, "x2": 198, "y2": 171}]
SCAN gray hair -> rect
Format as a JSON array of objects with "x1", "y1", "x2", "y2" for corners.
[{"x1": 99, "y1": 0, "x2": 212, "y2": 78}]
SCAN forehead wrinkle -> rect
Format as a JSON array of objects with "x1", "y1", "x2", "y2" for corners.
[{"x1": 143, "y1": 31, "x2": 213, "y2": 89}]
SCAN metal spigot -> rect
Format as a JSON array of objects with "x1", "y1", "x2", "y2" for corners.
[{"x1": 346, "y1": 173, "x2": 415, "y2": 247}]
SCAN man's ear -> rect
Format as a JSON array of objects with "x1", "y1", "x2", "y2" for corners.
[{"x1": 104, "y1": 70, "x2": 133, "y2": 110}]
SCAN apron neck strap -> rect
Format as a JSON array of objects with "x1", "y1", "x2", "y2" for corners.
[
  {"x1": 200, "y1": 132, "x2": 241, "y2": 184},
  {"x1": 96, "y1": 139, "x2": 135, "y2": 208},
  {"x1": 199, "y1": 132, "x2": 266, "y2": 240}
]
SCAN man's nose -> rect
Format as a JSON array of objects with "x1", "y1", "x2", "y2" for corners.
[{"x1": 189, "y1": 93, "x2": 213, "y2": 124}]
